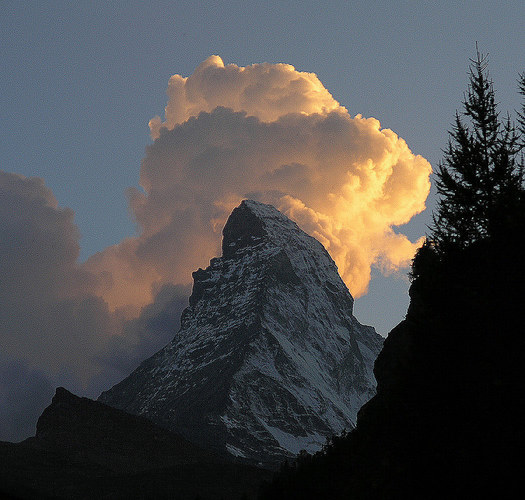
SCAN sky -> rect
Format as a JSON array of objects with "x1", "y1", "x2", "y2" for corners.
[{"x1": 1, "y1": 1, "x2": 524, "y2": 441}]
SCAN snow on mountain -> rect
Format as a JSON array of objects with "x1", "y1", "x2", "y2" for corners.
[{"x1": 99, "y1": 200, "x2": 383, "y2": 467}]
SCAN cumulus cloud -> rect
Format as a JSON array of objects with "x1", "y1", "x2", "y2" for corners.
[
  {"x1": 0, "y1": 172, "x2": 113, "y2": 379},
  {"x1": 1, "y1": 56, "x2": 431, "y2": 440},
  {"x1": 92, "y1": 283, "x2": 190, "y2": 386},
  {"x1": 0, "y1": 353, "x2": 54, "y2": 442},
  {"x1": 88, "y1": 57, "x2": 431, "y2": 306},
  {"x1": 149, "y1": 55, "x2": 342, "y2": 139}
]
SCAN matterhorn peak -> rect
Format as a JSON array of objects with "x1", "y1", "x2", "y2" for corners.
[
  {"x1": 100, "y1": 200, "x2": 382, "y2": 467},
  {"x1": 222, "y1": 200, "x2": 307, "y2": 257}
]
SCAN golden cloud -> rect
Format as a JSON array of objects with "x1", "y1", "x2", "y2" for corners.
[
  {"x1": 149, "y1": 55, "x2": 343, "y2": 139},
  {"x1": 0, "y1": 58, "x2": 432, "y2": 439},
  {"x1": 87, "y1": 57, "x2": 431, "y2": 309}
]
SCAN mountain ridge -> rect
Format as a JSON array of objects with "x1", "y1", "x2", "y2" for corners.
[{"x1": 0, "y1": 387, "x2": 271, "y2": 499}]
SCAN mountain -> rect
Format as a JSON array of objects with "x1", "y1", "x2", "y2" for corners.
[
  {"x1": 99, "y1": 200, "x2": 383, "y2": 467},
  {"x1": 0, "y1": 387, "x2": 271, "y2": 499}
]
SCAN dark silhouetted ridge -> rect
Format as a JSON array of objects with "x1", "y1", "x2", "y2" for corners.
[
  {"x1": 32, "y1": 386, "x2": 211, "y2": 471},
  {"x1": 1, "y1": 388, "x2": 271, "y2": 499}
]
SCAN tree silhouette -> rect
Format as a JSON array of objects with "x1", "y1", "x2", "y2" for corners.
[
  {"x1": 518, "y1": 72, "x2": 525, "y2": 143},
  {"x1": 431, "y1": 49, "x2": 524, "y2": 252}
]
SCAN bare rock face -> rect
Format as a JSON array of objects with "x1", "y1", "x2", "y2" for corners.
[{"x1": 99, "y1": 200, "x2": 383, "y2": 467}]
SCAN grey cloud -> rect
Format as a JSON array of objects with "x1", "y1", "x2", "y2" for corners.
[
  {"x1": 93, "y1": 284, "x2": 191, "y2": 389},
  {"x1": 0, "y1": 171, "x2": 190, "y2": 440},
  {"x1": 0, "y1": 353, "x2": 54, "y2": 442}
]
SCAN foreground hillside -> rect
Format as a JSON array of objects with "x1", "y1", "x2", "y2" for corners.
[
  {"x1": 0, "y1": 388, "x2": 270, "y2": 499},
  {"x1": 261, "y1": 232, "x2": 525, "y2": 498}
]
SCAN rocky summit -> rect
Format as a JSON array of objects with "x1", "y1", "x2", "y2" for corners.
[{"x1": 99, "y1": 200, "x2": 383, "y2": 467}]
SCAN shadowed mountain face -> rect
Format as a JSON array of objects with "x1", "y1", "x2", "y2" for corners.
[
  {"x1": 100, "y1": 200, "x2": 383, "y2": 467},
  {"x1": 29, "y1": 386, "x2": 212, "y2": 472},
  {"x1": 0, "y1": 387, "x2": 271, "y2": 499},
  {"x1": 260, "y1": 235, "x2": 525, "y2": 498}
]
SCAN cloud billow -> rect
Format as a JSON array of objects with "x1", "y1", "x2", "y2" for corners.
[
  {"x1": 149, "y1": 55, "x2": 342, "y2": 138},
  {"x1": 88, "y1": 56, "x2": 431, "y2": 306},
  {"x1": 0, "y1": 172, "x2": 188, "y2": 440},
  {"x1": 0, "y1": 56, "x2": 431, "y2": 440}
]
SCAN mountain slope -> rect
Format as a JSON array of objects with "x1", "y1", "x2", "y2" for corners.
[
  {"x1": 100, "y1": 200, "x2": 383, "y2": 466},
  {"x1": 27, "y1": 386, "x2": 213, "y2": 471}
]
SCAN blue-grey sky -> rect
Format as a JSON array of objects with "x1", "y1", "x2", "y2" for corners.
[{"x1": 1, "y1": 1, "x2": 524, "y2": 440}]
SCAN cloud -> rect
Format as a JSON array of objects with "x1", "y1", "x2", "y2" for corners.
[
  {"x1": 149, "y1": 55, "x2": 342, "y2": 139},
  {"x1": 0, "y1": 353, "x2": 54, "y2": 442},
  {"x1": 93, "y1": 283, "x2": 190, "y2": 385},
  {"x1": 0, "y1": 172, "x2": 188, "y2": 439},
  {"x1": 87, "y1": 58, "x2": 430, "y2": 305},
  {"x1": 0, "y1": 56, "x2": 431, "y2": 440},
  {"x1": 0, "y1": 172, "x2": 112, "y2": 378}
]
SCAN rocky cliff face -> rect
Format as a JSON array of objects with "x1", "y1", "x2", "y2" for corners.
[{"x1": 99, "y1": 200, "x2": 382, "y2": 466}]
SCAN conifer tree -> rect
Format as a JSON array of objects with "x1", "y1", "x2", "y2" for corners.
[
  {"x1": 518, "y1": 72, "x2": 525, "y2": 143},
  {"x1": 431, "y1": 49, "x2": 524, "y2": 252}
]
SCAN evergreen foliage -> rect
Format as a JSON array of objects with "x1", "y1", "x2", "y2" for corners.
[
  {"x1": 430, "y1": 49, "x2": 524, "y2": 252},
  {"x1": 518, "y1": 72, "x2": 525, "y2": 142}
]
